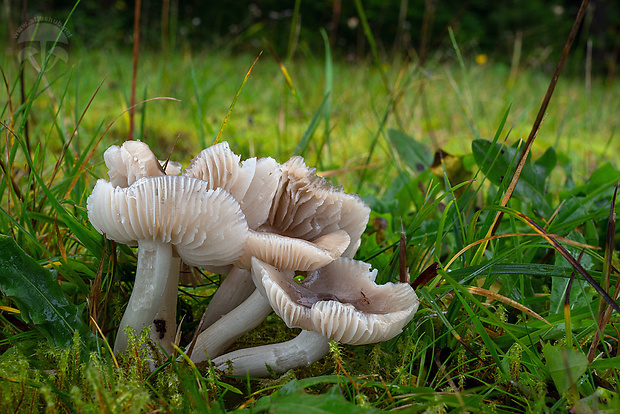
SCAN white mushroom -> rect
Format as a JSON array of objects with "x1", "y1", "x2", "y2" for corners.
[
  {"x1": 87, "y1": 175, "x2": 248, "y2": 356},
  {"x1": 104, "y1": 140, "x2": 166, "y2": 187},
  {"x1": 236, "y1": 229, "x2": 350, "y2": 270},
  {"x1": 210, "y1": 257, "x2": 419, "y2": 376},
  {"x1": 198, "y1": 229, "x2": 351, "y2": 334},
  {"x1": 192, "y1": 146, "x2": 365, "y2": 335},
  {"x1": 184, "y1": 144, "x2": 369, "y2": 268},
  {"x1": 198, "y1": 230, "x2": 350, "y2": 331},
  {"x1": 183, "y1": 142, "x2": 281, "y2": 229},
  {"x1": 254, "y1": 257, "x2": 418, "y2": 344},
  {"x1": 198, "y1": 227, "x2": 351, "y2": 331},
  {"x1": 189, "y1": 230, "x2": 351, "y2": 362},
  {"x1": 259, "y1": 156, "x2": 371, "y2": 258},
  {"x1": 200, "y1": 267, "x2": 256, "y2": 329},
  {"x1": 191, "y1": 289, "x2": 274, "y2": 362},
  {"x1": 104, "y1": 141, "x2": 199, "y2": 287},
  {"x1": 191, "y1": 150, "x2": 369, "y2": 360},
  {"x1": 211, "y1": 330, "x2": 329, "y2": 378}
]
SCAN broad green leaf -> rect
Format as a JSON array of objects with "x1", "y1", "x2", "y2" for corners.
[
  {"x1": 387, "y1": 129, "x2": 433, "y2": 174},
  {"x1": 472, "y1": 139, "x2": 553, "y2": 215},
  {"x1": 533, "y1": 146, "x2": 557, "y2": 179},
  {"x1": 575, "y1": 162, "x2": 620, "y2": 196},
  {"x1": 0, "y1": 236, "x2": 93, "y2": 348},
  {"x1": 549, "y1": 275, "x2": 591, "y2": 315},
  {"x1": 253, "y1": 379, "x2": 379, "y2": 413},
  {"x1": 294, "y1": 94, "x2": 331, "y2": 157},
  {"x1": 542, "y1": 343, "x2": 588, "y2": 394},
  {"x1": 573, "y1": 388, "x2": 620, "y2": 413},
  {"x1": 558, "y1": 163, "x2": 620, "y2": 218}
]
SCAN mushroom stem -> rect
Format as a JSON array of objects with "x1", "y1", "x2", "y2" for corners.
[
  {"x1": 190, "y1": 289, "x2": 272, "y2": 363},
  {"x1": 212, "y1": 330, "x2": 330, "y2": 377},
  {"x1": 200, "y1": 268, "x2": 255, "y2": 330},
  {"x1": 114, "y1": 239, "x2": 179, "y2": 356}
]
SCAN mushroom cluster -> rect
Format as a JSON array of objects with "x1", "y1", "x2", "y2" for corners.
[{"x1": 87, "y1": 140, "x2": 419, "y2": 376}]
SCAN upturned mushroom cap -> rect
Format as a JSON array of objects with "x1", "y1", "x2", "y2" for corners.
[
  {"x1": 251, "y1": 257, "x2": 419, "y2": 345},
  {"x1": 87, "y1": 175, "x2": 248, "y2": 267},
  {"x1": 183, "y1": 142, "x2": 281, "y2": 229},
  {"x1": 259, "y1": 156, "x2": 370, "y2": 258},
  {"x1": 236, "y1": 229, "x2": 350, "y2": 271},
  {"x1": 104, "y1": 141, "x2": 166, "y2": 187}
]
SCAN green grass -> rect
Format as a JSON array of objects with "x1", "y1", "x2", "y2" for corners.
[
  {"x1": 1, "y1": 24, "x2": 620, "y2": 413},
  {"x1": 5, "y1": 47, "x2": 618, "y2": 189}
]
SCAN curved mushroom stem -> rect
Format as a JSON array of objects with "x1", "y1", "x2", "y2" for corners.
[
  {"x1": 212, "y1": 330, "x2": 330, "y2": 377},
  {"x1": 200, "y1": 268, "x2": 255, "y2": 330},
  {"x1": 190, "y1": 289, "x2": 272, "y2": 363},
  {"x1": 114, "y1": 240, "x2": 180, "y2": 356}
]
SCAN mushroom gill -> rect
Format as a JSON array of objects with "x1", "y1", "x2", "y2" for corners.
[
  {"x1": 87, "y1": 175, "x2": 248, "y2": 355},
  {"x1": 252, "y1": 257, "x2": 419, "y2": 345},
  {"x1": 259, "y1": 156, "x2": 370, "y2": 258}
]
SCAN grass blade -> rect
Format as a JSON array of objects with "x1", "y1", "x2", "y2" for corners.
[
  {"x1": 189, "y1": 55, "x2": 206, "y2": 148},
  {"x1": 314, "y1": 28, "x2": 333, "y2": 166},
  {"x1": 293, "y1": 93, "x2": 330, "y2": 157},
  {"x1": 354, "y1": 0, "x2": 389, "y2": 92},
  {"x1": 514, "y1": 210, "x2": 620, "y2": 315},
  {"x1": 214, "y1": 51, "x2": 262, "y2": 145},
  {"x1": 587, "y1": 183, "x2": 618, "y2": 361}
]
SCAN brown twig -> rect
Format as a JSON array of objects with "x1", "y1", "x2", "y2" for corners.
[
  {"x1": 162, "y1": 133, "x2": 181, "y2": 172},
  {"x1": 517, "y1": 211, "x2": 620, "y2": 315},
  {"x1": 90, "y1": 238, "x2": 107, "y2": 334},
  {"x1": 411, "y1": 262, "x2": 439, "y2": 289},
  {"x1": 399, "y1": 223, "x2": 408, "y2": 283},
  {"x1": 490, "y1": 0, "x2": 590, "y2": 235}
]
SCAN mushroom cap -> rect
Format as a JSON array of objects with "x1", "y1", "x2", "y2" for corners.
[
  {"x1": 259, "y1": 156, "x2": 370, "y2": 258},
  {"x1": 104, "y1": 141, "x2": 166, "y2": 187},
  {"x1": 251, "y1": 257, "x2": 419, "y2": 345},
  {"x1": 237, "y1": 229, "x2": 350, "y2": 271},
  {"x1": 183, "y1": 142, "x2": 281, "y2": 229},
  {"x1": 160, "y1": 160, "x2": 182, "y2": 176},
  {"x1": 87, "y1": 175, "x2": 248, "y2": 267}
]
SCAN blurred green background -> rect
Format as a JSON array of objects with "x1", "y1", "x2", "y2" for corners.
[{"x1": 3, "y1": 0, "x2": 619, "y2": 75}]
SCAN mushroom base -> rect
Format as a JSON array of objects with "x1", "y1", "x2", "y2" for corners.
[{"x1": 212, "y1": 330, "x2": 330, "y2": 377}]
